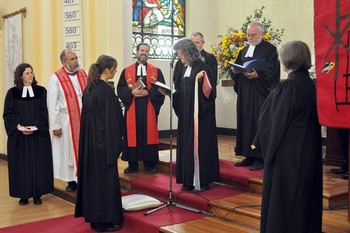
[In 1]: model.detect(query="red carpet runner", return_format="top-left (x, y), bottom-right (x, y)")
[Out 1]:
top-left (0, 159), bottom-right (263, 232)
top-left (0, 207), bottom-right (204, 233)
top-left (130, 173), bottom-right (245, 212)
top-left (219, 159), bottom-right (264, 188)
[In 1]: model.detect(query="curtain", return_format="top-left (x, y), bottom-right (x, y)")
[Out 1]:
top-left (5, 14), bottom-right (22, 91)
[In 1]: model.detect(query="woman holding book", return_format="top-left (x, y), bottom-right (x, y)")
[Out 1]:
top-left (3, 63), bottom-right (53, 205)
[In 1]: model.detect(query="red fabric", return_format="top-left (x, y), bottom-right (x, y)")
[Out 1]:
top-left (219, 159), bottom-right (263, 189)
top-left (170, 159), bottom-right (263, 189)
top-left (125, 64), bottom-right (159, 147)
top-left (55, 68), bottom-right (87, 168)
top-left (202, 71), bottom-right (212, 98)
top-left (0, 210), bottom-right (203, 233)
top-left (315, 0), bottom-right (350, 127)
top-left (130, 173), bottom-right (244, 212)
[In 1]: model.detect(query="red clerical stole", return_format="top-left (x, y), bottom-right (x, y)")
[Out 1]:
top-left (125, 63), bottom-right (159, 147)
top-left (55, 67), bottom-right (87, 167)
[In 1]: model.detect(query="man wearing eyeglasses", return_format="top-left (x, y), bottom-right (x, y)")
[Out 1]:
top-left (230, 21), bottom-right (280, 171)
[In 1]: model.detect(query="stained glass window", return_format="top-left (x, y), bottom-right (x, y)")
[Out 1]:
top-left (132, 0), bottom-right (186, 59)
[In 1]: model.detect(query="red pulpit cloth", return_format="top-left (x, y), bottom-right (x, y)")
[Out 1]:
top-left (315, 0), bottom-right (350, 128)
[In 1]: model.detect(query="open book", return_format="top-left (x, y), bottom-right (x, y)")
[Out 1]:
top-left (151, 81), bottom-right (175, 95)
top-left (229, 58), bottom-right (269, 73)
top-left (18, 126), bottom-right (38, 132)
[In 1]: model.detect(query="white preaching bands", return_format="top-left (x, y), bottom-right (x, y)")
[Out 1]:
top-left (22, 86), bottom-right (34, 98)
top-left (137, 65), bottom-right (147, 76)
top-left (245, 45), bottom-right (256, 58)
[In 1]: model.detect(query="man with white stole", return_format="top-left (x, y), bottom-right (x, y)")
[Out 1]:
top-left (47, 49), bottom-right (87, 192)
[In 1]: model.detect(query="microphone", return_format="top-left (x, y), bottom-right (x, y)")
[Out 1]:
top-left (171, 52), bottom-right (178, 63)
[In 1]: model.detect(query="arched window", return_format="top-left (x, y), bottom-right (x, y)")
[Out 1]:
top-left (132, 0), bottom-right (185, 59)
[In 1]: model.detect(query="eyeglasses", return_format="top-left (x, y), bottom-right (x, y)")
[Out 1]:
top-left (247, 33), bottom-right (261, 37)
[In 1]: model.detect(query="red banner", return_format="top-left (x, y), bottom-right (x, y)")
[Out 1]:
top-left (315, 0), bottom-right (350, 128)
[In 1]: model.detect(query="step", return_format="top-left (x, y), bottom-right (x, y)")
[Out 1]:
top-left (247, 168), bottom-right (349, 210)
top-left (158, 149), bottom-right (263, 191)
top-left (248, 177), bottom-right (263, 194)
top-left (128, 174), bottom-right (245, 213)
top-left (209, 193), bottom-right (262, 229)
top-left (323, 171), bottom-right (348, 210)
top-left (160, 216), bottom-right (259, 233)
top-left (159, 138), bottom-right (177, 150)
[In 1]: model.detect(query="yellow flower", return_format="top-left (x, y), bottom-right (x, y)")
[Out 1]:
top-left (211, 25), bottom-right (283, 80)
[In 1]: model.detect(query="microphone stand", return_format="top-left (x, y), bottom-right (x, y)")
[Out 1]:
top-left (144, 57), bottom-right (213, 216)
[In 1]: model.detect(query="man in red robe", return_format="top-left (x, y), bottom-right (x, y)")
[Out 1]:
top-left (117, 43), bottom-right (165, 173)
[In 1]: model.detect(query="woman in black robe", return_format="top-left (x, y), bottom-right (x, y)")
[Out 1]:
top-left (74, 55), bottom-right (124, 232)
top-left (172, 38), bottom-right (220, 192)
top-left (3, 63), bottom-right (53, 205)
top-left (255, 41), bottom-right (323, 233)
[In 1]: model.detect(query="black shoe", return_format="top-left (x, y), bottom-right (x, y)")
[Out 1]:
top-left (330, 167), bottom-right (348, 175)
top-left (93, 223), bottom-right (121, 232)
top-left (105, 223), bottom-right (121, 232)
top-left (66, 182), bottom-right (77, 192)
top-left (194, 184), bottom-right (209, 192)
top-left (145, 167), bottom-right (158, 173)
top-left (124, 166), bottom-right (139, 173)
top-left (341, 172), bottom-right (348, 179)
top-left (19, 198), bottom-right (29, 205)
top-left (249, 160), bottom-right (264, 171)
top-left (33, 196), bottom-right (42, 205)
top-left (235, 157), bottom-right (254, 167)
top-left (181, 185), bottom-right (194, 191)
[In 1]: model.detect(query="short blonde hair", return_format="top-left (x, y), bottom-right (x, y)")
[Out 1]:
top-left (279, 40), bottom-right (311, 71)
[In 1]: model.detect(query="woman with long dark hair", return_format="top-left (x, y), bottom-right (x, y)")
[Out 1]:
top-left (75, 55), bottom-right (125, 232)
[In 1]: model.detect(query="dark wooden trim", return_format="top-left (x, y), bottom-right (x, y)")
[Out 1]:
top-left (221, 79), bottom-right (235, 87)
top-left (159, 130), bottom-right (177, 138)
top-left (0, 153), bottom-right (7, 161)
top-left (159, 128), bottom-right (237, 139)
top-left (216, 127), bottom-right (237, 136)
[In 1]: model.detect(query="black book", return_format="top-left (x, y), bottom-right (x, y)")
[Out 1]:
top-left (131, 79), bottom-right (146, 89)
top-left (151, 81), bottom-right (175, 95)
top-left (229, 58), bottom-right (269, 72)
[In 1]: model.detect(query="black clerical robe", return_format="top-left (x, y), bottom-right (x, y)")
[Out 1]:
top-left (117, 62), bottom-right (165, 164)
top-left (255, 70), bottom-right (323, 233)
top-left (231, 40), bottom-right (280, 158)
top-left (173, 59), bottom-right (220, 187)
top-left (3, 85), bottom-right (54, 199)
top-left (201, 49), bottom-right (218, 82)
top-left (75, 80), bottom-right (124, 224)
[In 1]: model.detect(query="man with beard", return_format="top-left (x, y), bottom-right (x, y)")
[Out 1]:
top-left (117, 43), bottom-right (165, 173)
top-left (47, 49), bottom-right (87, 192)
top-left (230, 21), bottom-right (280, 171)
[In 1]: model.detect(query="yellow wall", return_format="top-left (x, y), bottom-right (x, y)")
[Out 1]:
top-left (0, 0), bottom-right (314, 154)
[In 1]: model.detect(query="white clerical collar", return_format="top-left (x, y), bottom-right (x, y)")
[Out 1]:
top-left (245, 45), bottom-right (256, 57)
top-left (184, 65), bottom-right (192, 77)
top-left (22, 86), bottom-right (34, 98)
top-left (137, 64), bottom-right (147, 76)
top-left (64, 67), bottom-right (77, 76)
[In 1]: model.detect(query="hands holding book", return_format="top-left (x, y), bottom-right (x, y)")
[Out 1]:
top-left (151, 81), bottom-right (174, 96)
top-left (230, 66), bottom-right (259, 79)
top-left (229, 58), bottom-right (269, 79)
top-left (132, 86), bottom-right (148, 98)
top-left (17, 124), bottom-right (38, 135)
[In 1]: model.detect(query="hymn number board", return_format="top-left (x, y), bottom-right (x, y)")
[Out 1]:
top-left (62, 0), bottom-right (84, 66)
